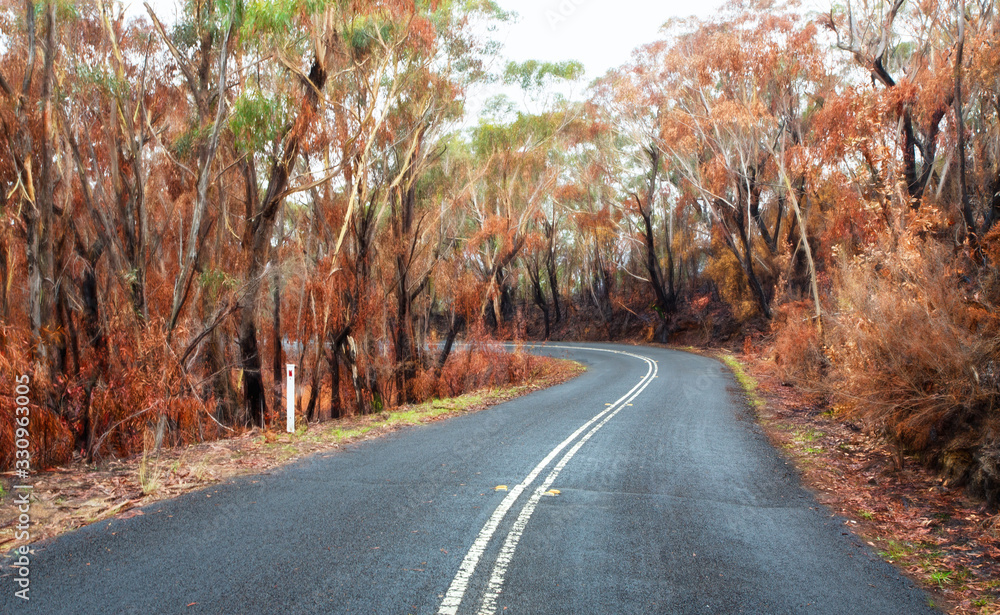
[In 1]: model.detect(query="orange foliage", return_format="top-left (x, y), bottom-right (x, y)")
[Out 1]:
top-left (826, 237), bottom-right (1000, 499)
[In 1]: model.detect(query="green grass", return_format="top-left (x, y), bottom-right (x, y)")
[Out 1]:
top-left (793, 428), bottom-right (825, 443)
top-left (929, 570), bottom-right (953, 588)
top-left (878, 540), bottom-right (916, 561)
top-left (719, 354), bottom-right (765, 411)
top-left (329, 426), bottom-right (372, 441)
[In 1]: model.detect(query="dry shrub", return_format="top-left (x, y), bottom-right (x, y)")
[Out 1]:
top-left (771, 301), bottom-right (826, 384)
top-left (0, 325), bottom-right (74, 470)
top-left (0, 324), bottom-right (28, 470)
top-left (410, 369), bottom-right (438, 403)
top-left (30, 404), bottom-right (75, 469)
top-left (704, 236), bottom-right (759, 322)
top-left (828, 236), bottom-right (1000, 502)
top-left (0, 401), bottom-right (12, 470)
top-left (429, 334), bottom-right (542, 401)
top-left (0, 394), bottom-right (75, 471)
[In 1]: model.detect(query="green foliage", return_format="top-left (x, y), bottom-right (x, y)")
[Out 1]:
top-left (71, 63), bottom-right (127, 98)
top-left (173, 0), bottom-right (246, 49)
top-left (199, 268), bottom-right (238, 300)
top-left (502, 60), bottom-right (584, 91)
top-left (49, 0), bottom-right (80, 22)
top-left (229, 89), bottom-right (291, 153)
top-left (471, 106), bottom-right (560, 158)
top-left (171, 122), bottom-right (211, 160)
top-left (478, 94), bottom-right (518, 124)
top-left (241, 0), bottom-right (320, 37)
top-left (344, 16), bottom-right (397, 53)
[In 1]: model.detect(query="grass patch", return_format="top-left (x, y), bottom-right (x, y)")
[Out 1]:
top-left (329, 426), bottom-right (371, 441)
top-left (878, 539), bottom-right (917, 561)
top-left (719, 353), bottom-right (765, 411)
top-left (138, 453), bottom-right (162, 496)
top-left (930, 570), bottom-right (953, 588)
top-left (792, 428), bottom-right (825, 443)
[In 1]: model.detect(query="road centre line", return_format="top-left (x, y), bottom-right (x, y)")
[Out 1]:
top-left (477, 354), bottom-right (658, 614)
top-left (438, 346), bottom-right (657, 615)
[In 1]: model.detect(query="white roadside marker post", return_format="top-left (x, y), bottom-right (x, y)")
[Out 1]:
top-left (286, 364), bottom-right (296, 433)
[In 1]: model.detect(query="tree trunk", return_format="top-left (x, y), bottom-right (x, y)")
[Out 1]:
top-left (544, 220), bottom-right (561, 324)
top-left (953, 3), bottom-right (976, 247)
top-left (271, 205), bottom-right (285, 422)
top-left (434, 314), bottom-right (463, 390)
top-left (238, 312), bottom-right (267, 427)
top-left (527, 263), bottom-right (550, 339)
top-left (328, 346), bottom-right (342, 420)
top-left (305, 348), bottom-right (321, 423)
top-left (734, 215), bottom-right (772, 320)
top-left (393, 179), bottom-right (418, 404)
top-left (238, 58), bottom-right (328, 428)
top-left (165, 0), bottom-right (233, 333)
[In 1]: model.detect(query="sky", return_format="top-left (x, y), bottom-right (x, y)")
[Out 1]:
top-left (494, 0), bottom-right (726, 83)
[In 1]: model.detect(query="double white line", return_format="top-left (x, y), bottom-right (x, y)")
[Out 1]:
top-left (438, 346), bottom-right (659, 615)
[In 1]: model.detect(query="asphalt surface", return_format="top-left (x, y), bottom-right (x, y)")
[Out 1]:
top-left (1, 343), bottom-right (939, 614)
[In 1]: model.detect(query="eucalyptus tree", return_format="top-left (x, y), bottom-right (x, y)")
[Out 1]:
top-left (464, 60), bottom-right (582, 332)
top-left (654, 3), bottom-right (830, 320)
top-left (824, 0), bottom-right (956, 210)
top-left (592, 37), bottom-right (682, 332)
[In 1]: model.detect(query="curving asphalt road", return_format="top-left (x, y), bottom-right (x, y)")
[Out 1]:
top-left (2, 343), bottom-right (938, 614)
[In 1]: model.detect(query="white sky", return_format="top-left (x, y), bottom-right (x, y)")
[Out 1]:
top-left (495, 0), bottom-right (726, 83)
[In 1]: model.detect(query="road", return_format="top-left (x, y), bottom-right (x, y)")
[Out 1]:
top-left (1, 343), bottom-right (938, 614)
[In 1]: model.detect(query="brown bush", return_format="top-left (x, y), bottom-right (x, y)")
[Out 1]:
top-left (429, 334), bottom-right (542, 401)
top-left (771, 301), bottom-right (826, 384)
top-left (827, 236), bottom-right (1000, 502)
top-left (704, 242), bottom-right (760, 322)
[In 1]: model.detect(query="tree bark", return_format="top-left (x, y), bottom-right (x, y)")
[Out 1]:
top-left (238, 58), bottom-right (328, 427)
top-left (271, 205), bottom-right (285, 422)
top-left (953, 2), bottom-right (976, 246)
top-left (635, 147), bottom-right (676, 324)
top-left (526, 260), bottom-right (550, 339)
top-left (544, 220), bottom-right (561, 324)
